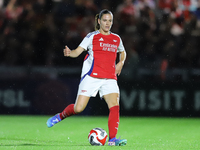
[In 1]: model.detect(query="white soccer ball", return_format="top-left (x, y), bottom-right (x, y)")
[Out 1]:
top-left (88, 128), bottom-right (108, 146)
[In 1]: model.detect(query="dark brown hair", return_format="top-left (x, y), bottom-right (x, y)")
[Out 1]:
top-left (95, 9), bottom-right (113, 31)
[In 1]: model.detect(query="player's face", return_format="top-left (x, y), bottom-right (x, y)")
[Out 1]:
top-left (98, 14), bottom-right (113, 34)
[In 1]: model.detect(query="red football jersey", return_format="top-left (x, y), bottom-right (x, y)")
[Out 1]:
top-left (79, 30), bottom-right (125, 80)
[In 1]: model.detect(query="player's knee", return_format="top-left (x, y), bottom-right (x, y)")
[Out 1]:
top-left (107, 101), bottom-right (119, 109)
top-left (112, 102), bottom-right (119, 107)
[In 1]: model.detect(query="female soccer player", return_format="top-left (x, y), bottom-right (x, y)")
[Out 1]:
top-left (46, 9), bottom-right (127, 146)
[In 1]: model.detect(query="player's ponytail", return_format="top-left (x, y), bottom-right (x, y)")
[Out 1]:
top-left (95, 14), bottom-right (100, 31)
top-left (94, 9), bottom-right (113, 31)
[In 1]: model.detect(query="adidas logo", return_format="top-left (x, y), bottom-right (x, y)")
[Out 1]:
top-left (113, 40), bottom-right (117, 42)
top-left (99, 38), bottom-right (104, 41)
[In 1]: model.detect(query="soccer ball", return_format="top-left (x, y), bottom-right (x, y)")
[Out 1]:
top-left (88, 128), bottom-right (108, 146)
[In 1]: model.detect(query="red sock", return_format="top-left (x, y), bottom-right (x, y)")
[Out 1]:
top-left (108, 105), bottom-right (119, 139)
top-left (59, 104), bottom-right (76, 120)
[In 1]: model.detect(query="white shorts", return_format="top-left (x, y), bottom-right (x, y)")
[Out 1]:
top-left (77, 75), bottom-right (119, 97)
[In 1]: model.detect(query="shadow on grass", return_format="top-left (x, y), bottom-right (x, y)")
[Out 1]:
top-left (1, 143), bottom-right (45, 146)
top-left (0, 138), bottom-right (90, 147)
top-left (1, 143), bottom-right (91, 147)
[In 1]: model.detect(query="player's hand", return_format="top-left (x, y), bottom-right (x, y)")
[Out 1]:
top-left (64, 46), bottom-right (71, 57)
top-left (115, 61), bottom-right (124, 76)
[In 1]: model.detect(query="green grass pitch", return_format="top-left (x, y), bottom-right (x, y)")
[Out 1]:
top-left (0, 115), bottom-right (200, 150)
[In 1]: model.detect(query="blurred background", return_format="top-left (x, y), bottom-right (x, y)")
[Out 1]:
top-left (0, 0), bottom-right (200, 117)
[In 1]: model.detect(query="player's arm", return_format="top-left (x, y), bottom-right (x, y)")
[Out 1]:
top-left (115, 50), bottom-right (126, 76)
top-left (64, 46), bottom-right (85, 58)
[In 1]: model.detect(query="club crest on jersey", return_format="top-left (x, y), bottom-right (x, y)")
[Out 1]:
top-left (99, 38), bottom-right (104, 41)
